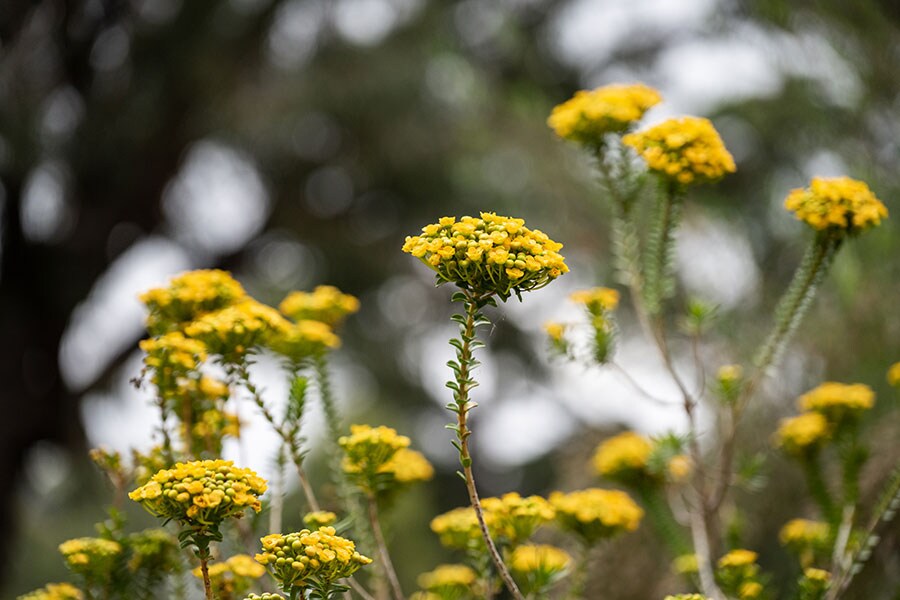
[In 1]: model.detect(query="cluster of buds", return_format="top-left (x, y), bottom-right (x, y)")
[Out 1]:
top-left (339, 424), bottom-right (412, 493)
top-left (548, 488), bottom-right (644, 545)
top-left (715, 549), bottom-right (764, 599)
top-left (547, 83), bottom-right (662, 145)
top-left (593, 431), bottom-right (691, 485)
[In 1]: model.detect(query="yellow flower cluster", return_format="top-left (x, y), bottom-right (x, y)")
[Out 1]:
top-left (543, 322), bottom-right (566, 343)
top-left (549, 488), bottom-right (644, 544)
top-left (140, 332), bottom-right (207, 374)
top-left (508, 544), bottom-right (571, 574)
top-left (547, 83), bottom-right (662, 144)
top-left (267, 319), bottom-right (341, 361)
top-left (430, 506), bottom-right (483, 549)
top-left (140, 270), bottom-right (247, 334)
top-left (592, 431), bottom-right (652, 480)
top-left (803, 568), bottom-right (831, 583)
top-left (738, 582), bottom-right (763, 599)
top-left (402, 213), bottom-right (568, 299)
top-left (184, 300), bottom-right (291, 358)
top-left (718, 549), bottom-right (758, 569)
top-left (779, 519), bottom-right (829, 549)
top-left (888, 362), bottom-right (900, 387)
top-left (481, 493), bottom-right (556, 545)
top-left (340, 424), bottom-right (411, 483)
top-left (672, 554), bottom-right (699, 575)
top-left (192, 554), bottom-right (266, 597)
top-left (279, 286), bottom-right (360, 328)
top-left (16, 583), bottom-right (84, 600)
top-left (58, 538), bottom-right (122, 574)
top-left (784, 177), bottom-right (888, 233)
top-left (774, 413), bottom-right (830, 455)
top-left (128, 460), bottom-right (267, 525)
top-left (378, 448), bottom-right (435, 484)
top-left (623, 117), bottom-right (736, 186)
top-left (665, 595), bottom-right (708, 600)
top-left (254, 527), bottom-right (372, 590)
top-left (570, 287), bottom-right (620, 314)
top-left (303, 511), bottom-right (338, 529)
top-left (798, 382), bottom-right (875, 416)
top-left (417, 564), bottom-right (477, 591)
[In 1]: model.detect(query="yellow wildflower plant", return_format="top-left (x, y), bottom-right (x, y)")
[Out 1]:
top-left (549, 488), bottom-right (644, 544)
top-left (887, 361), bottom-right (900, 387)
top-left (378, 448), bottom-right (435, 485)
top-left (774, 413), bottom-right (830, 455)
top-left (738, 581), bottom-right (764, 599)
top-left (16, 583), bottom-right (84, 600)
top-left (402, 213), bottom-right (568, 300)
top-left (508, 544), bottom-right (571, 595)
top-left (128, 459), bottom-right (267, 525)
top-left (797, 382), bottom-right (875, 423)
top-left (417, 564), bottom-right (478, 596)
top-left (126, 528), bottom-right (180, 573)
top-left (547, 83), bottom-right (662, 145)
top-left (267, 319), bottom-right (341, 362)
top-left (716, 549), bottom-right (761, 598)
top-left (623, 116), bottom-right (736, 186)
top-left (717, 549), bottom-right (758, 569)
top-left (303, 510), bottom-right (338, 529)
top-left (140, 332), bottom-right (207, 378)
top-left (191, 554), bottom-right (266, 598)
top-left (339, 424), bottom-right (411, 489)
top-left (779, 519), bottom-right (830, 565)
top-left (140, 269), bottom-right (247, 335)
top-left (430, 506), bottom-right (486, 549)
top-left (570, 287), bottom-right (620, 314)
top-left (58, 538), bottom-right (122, 579)
top-left (672, 553), bottom-right (699, 575)
top-left (279, 285), bottom-right (360, 328)
top-left (254, 527), bottom-right (372, 594)
top-left (784, 176), bottom-right (888, 234)
top-left (481, 492), bottom-right (556, 545)
top-left (592, 431), bottom-right (653, 482)
top-left (184, 299), bottom-right (292, 359)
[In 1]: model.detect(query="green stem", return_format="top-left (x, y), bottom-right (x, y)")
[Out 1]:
top-left (366, 494), bottom-right (405, 600)
top-left (644, 183), bottom-right (683, 316)
top-left (564, 543), bottom-right (590, 600)
top-left (198, 549), bottom-right (214, 600)
top-left (637, 485), bottom-right (693, 558)
top-left (451, 291), bottom-right (525, 600)
top-left (803, 456), bottom-right (838, 525)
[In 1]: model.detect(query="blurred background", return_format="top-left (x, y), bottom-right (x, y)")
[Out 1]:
top-left (1, 0), bottom-right (899, 597)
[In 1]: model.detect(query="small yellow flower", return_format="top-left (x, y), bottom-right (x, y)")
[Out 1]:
top-left (803, 568), bottom-right (831, 582)
top-left (430, 507), bottom-right (484, 549)
top-left (592, 431), bottom-right (653, 481)
top-left (570, 287), bottom-right (620, 313)
top-left (717, 364), bottom-right (743, 383)
top-left (739, 581), bottom-right (763, 599)
top-left (279, 285), bottom-right (360, 328)
top-left (544, 321), bottom-right (566, 342)
top-left (779, 519), bottom-right (829, 548)
top-left (417, 564), bottom-right (477, 591)
top-left (16, 583), bottom-right (84, 600)
top-left (784, 177), bottom-right (887, 234)
top-left (667, 455), bottom-right (693, 482)
top-left (549, 488), bottom-right (643, 544)
top-left (774, 413), bottom-right (830, 455)
top-left (378, 448), bottom-right (434, 484)
top-left (303, 511), bottom-right (338, 528)
top-left (797, 382), bottom-right (875, 421)
top-left (717, 549), bottom-right (758, 569)
top-left (623, 116), bottom-right (736, 186)
top-left (886, 362), bottom-right (900, 387)
top-left (140, 269), bottom-right (247, 334)
top-left (672, 554), bottom-right (699, 575)
top-left (548, 83), bottom-right (662, 144)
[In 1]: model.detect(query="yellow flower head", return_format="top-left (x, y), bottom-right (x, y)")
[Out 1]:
top-left (672, 554), bottom-right (699, 575)
top-left (509, 544), bottom-right (571, 578)
top-left (430, 506), bottom-right (483, 549)
top-left (718, 364), bottom-right (743, 383)
top-left (128, 459), bottom-right (267, 526)
top-left (544, 321), bottom-right (566, 342)
top-left (779, 519), bottom-right (830, 550)
top-left (797, 382), bottom-right (875, 422)
top-left (803, 568), bottom-right (831, 582)
top-left (254, 527), bottom-right (372, 591)
top-left (774, 413), bottom-right (830, 455)
top-left (784, 177), bottom-right (887, 234)
top-left (717, 549), bottom-right (758, 570)
top-left (340, 425), bottom-right (412, 491)
top-left (886, 362), bottom-right (900, 387)
top-left (548, 83), bottom-right (662, 144)
top-left (267, 319), bottom-right (341, 362)
top-left (140, 332), bottom-right (208, 375)
top-left (481, 492), bottom-right (556, 545)
top-left (570, 287), bottom-right (620, 314)
top-left (303, 511), bottom-right (338, 529)
top-left (279, 286), bottom-right (360, 328)
top-left (592, 431), bottom-right (653, 481)
top-left (378, 448), bottom-right (435, 485)
top-left (664, 596), bottom-right (708, 600)
top-left (184, 299), bottom-right (291, 359)
top-left (16, 583), bottom-right (84, 600)
top-left (623, 116), bottom-right (736, 186)
top-left (549, 488), bottom-right (644, 544)
top-left (58, 538), bottom-right (122, 577)
top-left (402, 213), bottom-right (568, 300)
top-left (738, 582), bottom-right (763, 599)
top-left (140, 269), bottom-right (247, 334)
top-left (191, 554), bottom-right (266, 597)
top-left (667, 455), bottom-right (693, 482)
top-left (417, 564), bottom-right (478, 593)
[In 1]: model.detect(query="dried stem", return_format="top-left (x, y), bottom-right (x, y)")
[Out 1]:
top-left (366, 493), bottom-right (405, 600)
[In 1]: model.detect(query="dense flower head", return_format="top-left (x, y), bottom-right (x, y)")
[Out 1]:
top-left (279, 286), bottom-right (360, 328)
top-left (779, 519), bottom-right (830, 550)
top-left (340, 425), bottom-right (411, 489)
top-left (303, 511), bottom-right (338, 529)
top-left (549, 488), bottom-right (644, 544)
top-left (547, 83), bottom-right (662, 144)
top-left (509, 544), bottom-right (571, 574)
top-left (430, 506), bottom-right (484, 549)
top-left (592, 431), bottom-right (653, 481)
top-left (481, 492), bottom-right (556, 545)
top-left (570, 287), bottom-right (620, 314)
top-left (184, 300), bottom-right (292, 359)
top-left (254, 527), bottom-right (372, 591)
top-left (267, 319), bottom-right (341, 362)
top-left (774, 413), bottom-right (830, 455)
top-left (58, 538), bottom-right (121, 576)
top-left (17, 583), bottom-right (84, 600)
top-left (402, 213), bottom-right (568, 300)
top-left (718, 549), bottom-right (758, 569)
top-left (623, 117), bottom-right (736, 186)
top-left (140, 332), bottom-right (207, 375)
top-left (140, 270), bottom-right (247, 334)
top-left (797, 382), bottom-right (875, 421)
top-left (417, 564), bottom-right (477, 594)
top-left (192, 554), bottom-right (266, 597)
top-left (888, 362), bottom-right (900, 387)
top-left (128, 459), bottom-right (267, 526)
top-left (784, 177), bottom-right (888, 233)
top-left (378, 448), bottom-right (435, 484)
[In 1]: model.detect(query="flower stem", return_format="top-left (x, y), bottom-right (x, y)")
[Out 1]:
top-left (564, 543), bottom-right (590, 600)
top-left (450, 291), bottom-right (525, 600)
top-left (198, 549), bottom-right (214, 600)
top-left (644, 182), bottom-right (683, 316)
top-left (366, 493), bottom-right (405, 600)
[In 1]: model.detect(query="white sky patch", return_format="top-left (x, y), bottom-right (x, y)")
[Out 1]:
top-left (59, 236), bottom-right (190, 391)
top-left (163, 140), bottom-right (270, 256)
top-left (479, 391), bottom-right (578, 466)
top-left (676, 215), bottom-right (761, 310)
top-left (332, 0), bottom-right (423, 47)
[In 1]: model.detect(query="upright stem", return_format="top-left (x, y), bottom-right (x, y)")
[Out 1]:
top-left (564, 543), bottom-right (590, 600)
top-left (366, 494), bottom-right (405, 600)
top-left (644, 183), bottom-right (682, 316)
top-left (453, 292), bottom-right (525, 600)
top-left (198, 551), bottom-right (214, 600)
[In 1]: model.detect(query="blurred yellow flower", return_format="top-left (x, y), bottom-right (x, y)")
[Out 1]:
top-left (784, 177), bottom-right (887, 233)
top-left (548, 83), bottom-right (662, 144)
